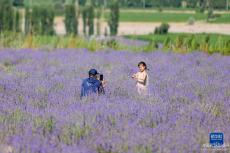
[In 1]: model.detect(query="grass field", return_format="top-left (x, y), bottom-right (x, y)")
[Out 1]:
top-left (104, 11), bottom-right (230, 23)
top-left (127, 33), bottom-right (230, 43)
top-left (126, 33), bottom-right (230, 55)
top-left (23, 0), bottom-right (60, 7)
top-left (210, 13), bottom-right (230, 23)
top-left (0, 32), bottom-right (139, 51)
top-left (104, 11), bottom-right (206, 22)
top-left (0, 32), bottom-right (230, 55)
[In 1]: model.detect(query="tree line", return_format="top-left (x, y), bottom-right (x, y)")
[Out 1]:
top-left (118, 0), bottom-right (228, 9)
top-left (13, 0), bottom-right (229, 9)
top-left (1, 0), bottom-right (120, 36)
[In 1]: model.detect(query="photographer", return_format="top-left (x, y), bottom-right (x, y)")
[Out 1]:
top-left (80, 69), bottom-right (105, 98)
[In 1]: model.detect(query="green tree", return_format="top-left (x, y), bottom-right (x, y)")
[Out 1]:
top-left (199, 0), bottom-right (206, 13)
top-left (108, 0), bottom-right (119, 36)
top-left (14, 9), bottom-right (21, 32)
top-left (211, 0), bottom-right (226, 9)
top-left (24, 7), bottom-right (31, 34)
top-left (227, 0), bottom-right (229, 10)
top-left (0, 0), bottom-right (14, 32)
top-left (27, 6), bottom-right (55, 35)
top-left (186, 0), bottom-right (199, 8)
top-left (31, 6), bottom-right (41, 34)
top-left (87, 3), bottom-right (94, 36)
top-left (0, 3), bottom-right (3, 32)
top-left (79, 0), bottom-right (87, 6)
top-left (207, 8), bottom-right (213, 21)
top-left (40, 7), bottom-right (55, 35)
top-left (82, 1), bottom-right (95, 36)
top-left (96, 7), bottom-right (102, 35)
top-left (64, 4), bottom-right (78, 35)
top-left (13, 0), bottom-right (24, 6)
top-left (154, 23), bottom-right (170, 35)
top-left (82, 6), bottom-right (88, 35)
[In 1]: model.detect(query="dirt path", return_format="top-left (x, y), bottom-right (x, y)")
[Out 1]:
top-left (54, 17), bottom-right (230, 36)
top-left (118, 22), bottom-right (230, 35)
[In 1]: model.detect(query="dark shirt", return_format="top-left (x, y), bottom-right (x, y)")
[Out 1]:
top-left (80, 77), bottom-right (104, 98)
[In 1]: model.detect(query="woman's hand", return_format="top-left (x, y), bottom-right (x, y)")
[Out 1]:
top-left (132, 74), bottom-right (137, 79)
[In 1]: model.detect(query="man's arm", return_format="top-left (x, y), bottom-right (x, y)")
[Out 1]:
top-left (97, 81), bottom-right (105, 95)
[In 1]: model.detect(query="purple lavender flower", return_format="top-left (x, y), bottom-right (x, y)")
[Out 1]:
top-left (0, 49), bottom-right (229, 153)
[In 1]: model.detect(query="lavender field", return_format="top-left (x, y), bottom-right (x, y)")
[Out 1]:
top-left (0, 49), bottom-right (230, 153)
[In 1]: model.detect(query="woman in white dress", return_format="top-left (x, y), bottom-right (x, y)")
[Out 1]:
top-left (132, 61), bottom-right (149, 96)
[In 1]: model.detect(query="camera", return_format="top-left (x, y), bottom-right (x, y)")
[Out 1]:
top-left (99, 74), bottom-right (103, 81)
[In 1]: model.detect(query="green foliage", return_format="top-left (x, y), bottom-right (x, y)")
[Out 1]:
top-left (224, 40), bottom-right (230, 55)
top-left (154, 23), bottom-right (170, 35)
top-left (24, 0), bottom-right (63, 7)
top-left (143, 40), bottom-right (158, 52)
top-left (135, 145), bottom-right (152, 153)
top-left (81, 2), bottom-right (95, 36)
top-left (82, 2), bottom-right (95, 36)
top-left (210, 0), bottom-right (227, 9)
top-left (13, 0), bottom-right (24, 6)
top-left (187, 17), bottom-right (195, 25)
top-left (199, 0), bottom-right (206, 13)
top-left (186, 0), bottom-right (198, 8)
top-left (40, 7), bottom-right (55, 35)
top-left (22, 0), bottom-right (228, 9)
top-left (43, 116), bottom-right (55, 135)
top-left (0, 0), bottom-right (14, 32)
top-left (174, 35), bottom-right (185, 50)
top-left (128, 33), bottom-right (230, 55)
top-left (82, 6), bottom-right (88, 35)
top-left (207, 7), bottom-right (215, 22)
top-left (0, 32), bottom-right (140, 51)
top-left (0, 109), bottom-right (26, 127)
top-left (79, 0), bottom-right (87, 6)
top-left (0, 6), bottom-right (2, 32)
top-left (30, 6), bottom-right (41, 34)
top-left (59, 124), bottom-right (91, 145)
top-left (108, 0), bottom-right (119, 36)
top-left (0, 32), bottom-right (22, 48)
top-left (30, 6), bottom-right (55, 35)
top-left (96, 7), bottom-right (102, 35)
top-left (0, 32), bottom-right (229, 55)
top-left (106, 39), bottom-right (119, 50)
top-left (64, 4), bottom-right (78, 35)
top-left (24, 7), bottom-right (31, 34)
top-left (118, 0), bottom-right (181, 8)
top-left (0, 32), bottom-right (100, 50)
top-left (14, 9), bottom-right (21, 32)
top-left (88, 4), bottom-right (95, 36)
top-left (163, 36), bottom-right (172, 50)
top-left (97, 145), bottom-right (117, 153)
top-left (190, 35), bottom-right (200, 50)
top-left (33, 116), bottom-right (56, 135)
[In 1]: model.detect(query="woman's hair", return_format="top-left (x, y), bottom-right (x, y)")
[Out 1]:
top-left (138, 61), bottom-right (149, 70)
